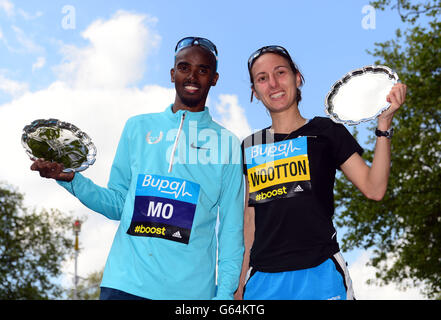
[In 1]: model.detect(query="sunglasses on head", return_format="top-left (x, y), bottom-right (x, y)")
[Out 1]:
top-left (175, 37), bottom-right (218, 58)
top-left (247, 45), bottom-right (292, 71)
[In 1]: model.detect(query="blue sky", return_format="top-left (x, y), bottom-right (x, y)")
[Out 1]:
top-left (1, 0), bottom-right (405, 122)
top-left (0, 0), bottom-right (425, 299)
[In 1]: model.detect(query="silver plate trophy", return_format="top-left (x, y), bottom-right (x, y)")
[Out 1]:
top-left (22, 119), bottom-right (97, 172)
top-left (325, 65), bottom-right (399, 125)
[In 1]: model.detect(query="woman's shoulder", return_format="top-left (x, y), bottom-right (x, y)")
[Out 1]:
top-left (310, 116), bottom-right (338, 127)
top-left (241, 127), bottom-right (270, 145)
top-left (309, 116), bottom-right (350, 133)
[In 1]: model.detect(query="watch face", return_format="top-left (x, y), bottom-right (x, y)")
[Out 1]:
top-left (325, 65), bottom-right (399, 125)
top-left (22, 119), bottom-right (96, 172)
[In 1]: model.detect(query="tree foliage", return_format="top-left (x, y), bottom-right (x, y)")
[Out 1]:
top-left (0, 182), bottom-right (74, 299)
top-left (371, 0), bottom-right (441, 23)
top-left (335, 0), bottom-right (441, 299)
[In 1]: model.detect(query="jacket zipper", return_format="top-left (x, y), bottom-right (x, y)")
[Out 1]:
top-left (168, 112), bottom-right (186, 173)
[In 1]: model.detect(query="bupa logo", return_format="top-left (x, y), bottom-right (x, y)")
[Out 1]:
top-left (141, 174), bottom-right (194, 201)
top-left (250, 139), bottom-right (301, 160)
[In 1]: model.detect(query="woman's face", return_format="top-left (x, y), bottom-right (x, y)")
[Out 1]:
top-left (251, 53), bottom-right (302, 113)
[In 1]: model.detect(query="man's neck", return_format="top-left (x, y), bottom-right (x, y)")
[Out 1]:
top-left (172, 98), bottom-right (206, 113)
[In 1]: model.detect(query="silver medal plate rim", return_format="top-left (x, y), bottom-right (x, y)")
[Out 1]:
top-left (324, 65), bottom-right (399, 125)
top-left (21, 118), bottom-right (97, 173)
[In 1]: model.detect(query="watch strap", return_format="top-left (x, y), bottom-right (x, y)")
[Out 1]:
top-left (375, 127), bottom-right (394, 139)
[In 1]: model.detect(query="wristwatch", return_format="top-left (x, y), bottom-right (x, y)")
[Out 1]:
top-left (375, 127), bottom-right (394, 139)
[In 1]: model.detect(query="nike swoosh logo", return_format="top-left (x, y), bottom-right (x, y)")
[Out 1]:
top-left (191, 142), bottom-right (209, 150)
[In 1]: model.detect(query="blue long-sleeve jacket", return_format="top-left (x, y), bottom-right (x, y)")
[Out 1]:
top-left (58, 105), bottom-right (244, 299)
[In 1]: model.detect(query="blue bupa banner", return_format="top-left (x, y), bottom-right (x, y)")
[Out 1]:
top-left (127, 174), bottom-right (200, 244)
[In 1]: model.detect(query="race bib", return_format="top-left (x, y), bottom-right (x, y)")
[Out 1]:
top-left (127, 174), bottom-right (200, 244)
top-left (245, 136), bottom-right (311, 204)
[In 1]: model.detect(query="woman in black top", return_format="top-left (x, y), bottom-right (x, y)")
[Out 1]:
top-left (236, 45), bottom-right (407, 300)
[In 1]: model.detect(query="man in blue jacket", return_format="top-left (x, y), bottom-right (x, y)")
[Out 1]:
top-left (31, 37), bottom-right (244, 300)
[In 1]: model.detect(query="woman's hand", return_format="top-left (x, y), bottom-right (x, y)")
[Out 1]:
top-left (378, 83), bottom-right (407, 129)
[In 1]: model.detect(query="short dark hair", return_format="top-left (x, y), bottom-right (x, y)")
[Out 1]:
top-left (175, 37), bottom-right (218, 71)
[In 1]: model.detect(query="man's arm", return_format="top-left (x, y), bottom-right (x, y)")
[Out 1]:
top-left (234, 178), bottom-right (254, 300)
top-left (214, 143), bottom-right (245, 300)
top-left (30, 119), bottom-right (133, 220)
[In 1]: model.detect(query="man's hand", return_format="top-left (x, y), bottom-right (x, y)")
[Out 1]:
top-left (30, 159), bottom-right (75, 182)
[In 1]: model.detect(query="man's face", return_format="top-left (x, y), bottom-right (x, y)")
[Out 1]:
top-left (171, 46), bottom-right (219, 111)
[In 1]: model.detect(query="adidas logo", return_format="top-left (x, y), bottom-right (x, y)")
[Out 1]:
top-left (172, 231), bottom-right (182, 239)
top-left (294, 185), bottom-right (303, 192)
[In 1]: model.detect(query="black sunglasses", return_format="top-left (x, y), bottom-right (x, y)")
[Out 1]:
top-left (247, 45), bottom-right (292, 71)
top-left (175, 37), bottom-right (218, 58)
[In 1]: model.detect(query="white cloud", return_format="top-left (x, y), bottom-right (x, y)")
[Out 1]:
top-left (0, 0), bottom-right (14, 16)
top-left (348, 251), bottom-right (426, 300)
top-left (0, 1), bottom-right (43, 20)
top-left (17, 8), bottom-right (43, 20)
top-left (11, 25), bottom-right (44, 53)
top-left (55, 11), bottom-right (161, 89)
top-left (0, 2), bottom-right (44, 53)
top-left (0, 26), bottom-right (14, 52)
top-left (0, 74), bottom-right (29, 96)
top-left (213, 94), bottom-right (252, 140)
top-left (32, 56), bottom-right (46, 71)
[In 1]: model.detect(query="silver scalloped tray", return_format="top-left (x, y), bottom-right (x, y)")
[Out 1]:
top-left (22, 119), bottom-right (96, 172)
top-left (325, 65), bottom-right (399, 125)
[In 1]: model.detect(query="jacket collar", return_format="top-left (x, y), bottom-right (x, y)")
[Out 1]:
top-left (164, 104), bottom-right (213, 126)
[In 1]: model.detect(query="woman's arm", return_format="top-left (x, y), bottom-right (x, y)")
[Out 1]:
top-left (340, 83), bottom-right (407, 201)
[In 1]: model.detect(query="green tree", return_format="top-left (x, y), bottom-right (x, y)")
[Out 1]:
top-left (0, 182), bottom-right (74, 299)
top-left (371, 0), bottom-right (441, 23)
top-left (335, 0), bottom-right (441, 299)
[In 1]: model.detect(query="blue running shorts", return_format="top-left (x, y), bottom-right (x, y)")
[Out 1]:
top-left (243, 252), bottom-right (355, 300)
